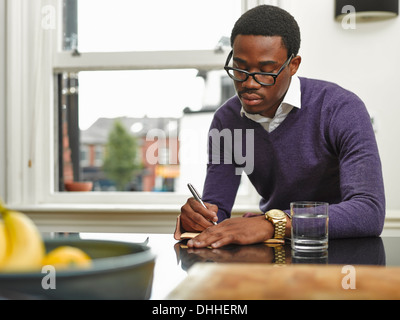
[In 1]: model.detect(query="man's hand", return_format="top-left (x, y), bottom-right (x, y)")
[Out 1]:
top-left (187, 215), bottom-right (274, 249)
top-left (180, 197), bottom-right (219, 233)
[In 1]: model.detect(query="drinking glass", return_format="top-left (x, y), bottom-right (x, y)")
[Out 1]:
top-left (291, 201), bottom-right (329, 252)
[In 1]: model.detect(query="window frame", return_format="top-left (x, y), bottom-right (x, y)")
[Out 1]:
top-left (4, 0), bottom-right (262, 232)
top-left (0, 0), bottom-right (5, 202)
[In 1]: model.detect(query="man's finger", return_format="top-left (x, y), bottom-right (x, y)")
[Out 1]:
top-left (181, 203), bottom-right (214, 231)
top-left (188, 198), bottom-right (218, 222)
top-left (187, 225), bottom-right (227, 248)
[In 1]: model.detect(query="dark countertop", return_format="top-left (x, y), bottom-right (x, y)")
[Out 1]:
top-left (77, 233), bottom-right (400, 299)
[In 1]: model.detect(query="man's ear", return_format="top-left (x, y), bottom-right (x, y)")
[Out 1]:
top-left (290, 55), bottom-right (301, 76)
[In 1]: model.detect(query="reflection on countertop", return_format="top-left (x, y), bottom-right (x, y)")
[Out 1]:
top-left (174, 237), bottom-right (386, 272)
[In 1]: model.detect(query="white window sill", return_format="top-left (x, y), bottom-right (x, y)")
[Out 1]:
top-left (8, 203), bottom-right (261, 234)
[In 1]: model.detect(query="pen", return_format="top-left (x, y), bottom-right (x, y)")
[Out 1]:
top-left (187, 183), bottom-right (217, 225)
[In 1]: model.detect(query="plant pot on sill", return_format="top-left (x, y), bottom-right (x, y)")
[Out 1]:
top-left (64, 181), bottom-right (93, 192)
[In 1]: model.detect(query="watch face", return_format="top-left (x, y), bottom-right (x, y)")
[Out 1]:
top-left (268, 210), bottom-right (285, 219)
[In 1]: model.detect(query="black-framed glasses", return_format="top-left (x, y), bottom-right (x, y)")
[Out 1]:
top-left (224, 50), bottom-right (294, 86)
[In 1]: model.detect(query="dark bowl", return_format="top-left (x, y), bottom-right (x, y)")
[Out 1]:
top-left (0, 238), bottom-right (156, 300)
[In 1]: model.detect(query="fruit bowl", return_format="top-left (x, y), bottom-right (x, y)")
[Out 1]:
top-left (0, 238), bottom-right (156, 300)
top-left (64, 181), bottom-right (93, 192)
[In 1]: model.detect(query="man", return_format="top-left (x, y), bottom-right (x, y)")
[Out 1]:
top-left (175, 5), bottom-right (385, 248)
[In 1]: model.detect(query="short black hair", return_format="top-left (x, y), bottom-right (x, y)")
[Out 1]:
top-left (230, 5), bottom-right (301, 58)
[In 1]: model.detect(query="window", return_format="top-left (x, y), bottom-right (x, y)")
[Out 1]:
top-left (0, 0), bottom-right (5, 201)
top-left (74, 0), bottom-right (239, 52)
top-left (80, 145), bottom-right (89, 167)
top-left (57, 0), bottom-right (244, 195)
top-left (94, 145), bottom-right (104, 167)
top-left (5, 0), bottom-right (261, 216)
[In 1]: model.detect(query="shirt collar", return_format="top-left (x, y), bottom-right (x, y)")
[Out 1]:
top-left (240, 75), bottom-right (301, 121)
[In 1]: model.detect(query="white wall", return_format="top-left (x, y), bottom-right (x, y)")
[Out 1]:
top-left (282, 0), bottom-right (400, 214)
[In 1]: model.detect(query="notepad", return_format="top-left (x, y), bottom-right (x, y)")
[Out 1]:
top-left (179, 232), bottom-right (285, 245)
top-left (180, 232), bottom-right (200, 239)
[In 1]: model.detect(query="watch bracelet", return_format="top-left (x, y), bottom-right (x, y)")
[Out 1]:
top-left (274, 219), bottom-right (286, 239)
top-left (273, 245), bottom-right (286, 265)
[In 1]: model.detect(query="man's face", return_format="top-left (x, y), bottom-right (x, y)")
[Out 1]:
top-left (231, 35), bottom-right (300, 118)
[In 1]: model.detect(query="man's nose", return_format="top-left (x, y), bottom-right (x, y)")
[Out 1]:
top-left (242, 74), bottom-right (262, 89)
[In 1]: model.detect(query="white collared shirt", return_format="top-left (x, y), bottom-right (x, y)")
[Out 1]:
top-left (240, 76), bottom-right (301, 132)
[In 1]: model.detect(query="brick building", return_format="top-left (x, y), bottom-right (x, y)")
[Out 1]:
top-left (79, 116), bottom-right (180, 192)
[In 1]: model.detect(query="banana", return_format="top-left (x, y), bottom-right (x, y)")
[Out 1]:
top-left (0, 200), bottom-right (10, 266)
top-left (0, 221), bottom-right (8, 266)
top-left (0, 210), bottom-right (45, 272)
top-left (0, 199), bottom-right (6, 214)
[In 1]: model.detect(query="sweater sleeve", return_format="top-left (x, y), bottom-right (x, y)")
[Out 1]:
top-left (325, 92), bottom-right (385, 238)
top-left (201, 113), bottom-right (242, 222)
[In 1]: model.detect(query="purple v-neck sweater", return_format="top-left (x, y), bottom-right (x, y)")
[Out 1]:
top-left (202, 77), bottom-right (385, 239)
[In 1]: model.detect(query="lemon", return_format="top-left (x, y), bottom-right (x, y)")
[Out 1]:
top-left (42, 246), bottom-right (92, 270)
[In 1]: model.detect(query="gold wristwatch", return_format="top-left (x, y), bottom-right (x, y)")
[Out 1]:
top-left (265, 209), bottom-right (287, 239)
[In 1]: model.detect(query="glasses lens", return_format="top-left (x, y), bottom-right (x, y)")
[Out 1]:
top-left (254, 74), bottom-right (275, 85)
top-left (227, 69), bottom-right (246, 81)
